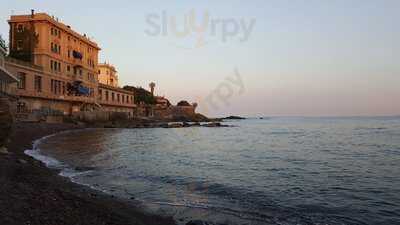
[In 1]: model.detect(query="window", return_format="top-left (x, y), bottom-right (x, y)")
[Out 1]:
top-left (99, 89), bottom-right (102, 100)
top-left (17, 24), bottom-right (24, 32)
top-left (111, 92), bottom-right (115, 101)
top-left (67, 65), bottom-right (70, 72)
top-left (50, 60), bottom-right (53, 70)
top-left (17, 73), bottom-right (26, 89)
top-left (34, 76), bottom-right (42, 92)
top-left (58, 62), bottom-right (61, 72)
top-left (51, 28), bottom-right (54, 35)
top-left (117, 94), bottom-right (120, 102)
top-left (58, 46), bottom-right (61, 54)
top-left (122, 95), bottom-right (125, 103)
top-left (17, 40), bottom-right (23, 50)
top-left (105, 91), bottom-right (109, 101)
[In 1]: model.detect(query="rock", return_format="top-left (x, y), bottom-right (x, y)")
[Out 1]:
top-left (186, 220), bottom-right (212, 225)
top-left (223, 116), bottom-right (246, 120)
top-left (0, 147), bottom-right (9, 154)
top-left (17, 159), bottom-right (28, 164)
top-left (168, 123), bottom-right (183, 128)
top-left (203, 122), bottom-right (221, 127)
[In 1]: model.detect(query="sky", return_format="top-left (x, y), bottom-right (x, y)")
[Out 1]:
top-left (1, 0), bottom-right (399, 117)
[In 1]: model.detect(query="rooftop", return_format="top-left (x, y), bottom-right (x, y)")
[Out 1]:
top-left (98, 63), bottom-right (117, 72)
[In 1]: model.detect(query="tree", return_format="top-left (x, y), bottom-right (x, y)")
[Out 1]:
top-left (177, 100), bottom-right (191, 106)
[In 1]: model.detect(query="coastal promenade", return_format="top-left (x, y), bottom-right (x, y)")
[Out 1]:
top-left (0, 122), bottom-right (176, 225)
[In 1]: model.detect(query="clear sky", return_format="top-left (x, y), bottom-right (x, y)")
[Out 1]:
top-left (1, 0), bottom-right (399, 117)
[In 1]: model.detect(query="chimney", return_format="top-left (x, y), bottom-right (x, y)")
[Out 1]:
top-left (31, 9), bottom-right (35, 18)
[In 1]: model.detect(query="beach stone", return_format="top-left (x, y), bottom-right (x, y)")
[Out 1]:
top-left (17, 159), bottom-right (28, 164)
top-left (0, 146), bottom-right (9, 154)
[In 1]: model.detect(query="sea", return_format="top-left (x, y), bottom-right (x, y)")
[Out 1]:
top-left (25, 117), bottom-right (400, 225)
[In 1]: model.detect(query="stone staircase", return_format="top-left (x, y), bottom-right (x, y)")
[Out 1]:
top-left (0, 98), bottom-right (13, 147)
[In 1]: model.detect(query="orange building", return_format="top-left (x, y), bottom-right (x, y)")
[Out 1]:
top-left (98, 63), bottom-right (119, 87)
top-left (6, 10), bottom-right (135, 117)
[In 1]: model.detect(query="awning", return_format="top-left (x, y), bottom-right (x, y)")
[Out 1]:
top-left (78, 85), bottom-right (90, 95)
top-left (73, 50), bottom-right (83, 59)
top-left (0, 66), bottom-right (18, 82)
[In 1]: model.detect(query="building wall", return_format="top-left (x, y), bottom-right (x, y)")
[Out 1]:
top-left (98, 63), bottom-right (118, 87)
top-left (0, 42), bottom-right (18, 97)
top-left (98, 84), bottom-right (135, 116)
top-left (8, 12), bottom-right (100, 101)
top-left (6, 12), bottom-right (138, 119)
top-left (5, 58), bottom-right (90, 115)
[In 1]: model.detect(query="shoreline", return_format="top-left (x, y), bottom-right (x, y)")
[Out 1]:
top-left (1, 122), bottom-right (176, 225)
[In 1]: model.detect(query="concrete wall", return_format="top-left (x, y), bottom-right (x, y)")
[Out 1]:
top-left (72, 111), bottom-right (130, 123)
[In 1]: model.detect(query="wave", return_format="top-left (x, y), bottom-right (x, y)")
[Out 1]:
top-left (24, 129), bottom-right (104, 191)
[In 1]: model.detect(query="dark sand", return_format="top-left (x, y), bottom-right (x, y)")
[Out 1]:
top-left (0, 122), bottom-right (176, 225)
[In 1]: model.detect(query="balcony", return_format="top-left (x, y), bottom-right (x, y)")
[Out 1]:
top-left (16, 89), bottom-right (96, 104)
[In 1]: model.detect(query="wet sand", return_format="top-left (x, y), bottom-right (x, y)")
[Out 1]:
top-left (0, 122), bottom-right (176, 225)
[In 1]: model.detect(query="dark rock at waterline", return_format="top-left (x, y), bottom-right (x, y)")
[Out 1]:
top-left (168, 123), bottom-right (184, 128)
top-left (223, 116), bottom-right (246, 120)
top-left (186, 220), bottom-right (212, 225)
top-left (75, 166), bottom-right (96, 171)
top-left (203, 122), bottom-right (221, 127)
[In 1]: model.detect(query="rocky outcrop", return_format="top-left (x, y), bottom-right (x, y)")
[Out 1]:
top-left (0, 98), bottom-right (13, 148)
top-left (223, 116), bottom-right (246, 120)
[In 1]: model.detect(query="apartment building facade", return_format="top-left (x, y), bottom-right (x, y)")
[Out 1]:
top-left (98, 63), bottom-right (119, 87)
top-left (6, 11), bottom-right (135, 116)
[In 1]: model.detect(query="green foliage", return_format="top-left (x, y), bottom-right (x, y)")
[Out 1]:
top-left (177, 100), bottom-right (191, 106)
top-left (123, 85), bottom-right (156, 105)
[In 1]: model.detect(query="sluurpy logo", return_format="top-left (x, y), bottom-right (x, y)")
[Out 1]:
top-left (144, 9), bottom-right (256, 49)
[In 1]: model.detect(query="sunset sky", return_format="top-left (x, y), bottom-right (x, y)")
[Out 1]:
top-left (1, 0), bottom-right (399, 117)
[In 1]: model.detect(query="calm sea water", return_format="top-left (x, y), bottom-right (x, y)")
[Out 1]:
top-left (30, 117), bottom-right (400, 225)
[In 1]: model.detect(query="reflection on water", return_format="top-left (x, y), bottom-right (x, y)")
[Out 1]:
top-left (36, 117), bottom-right (400, 225)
